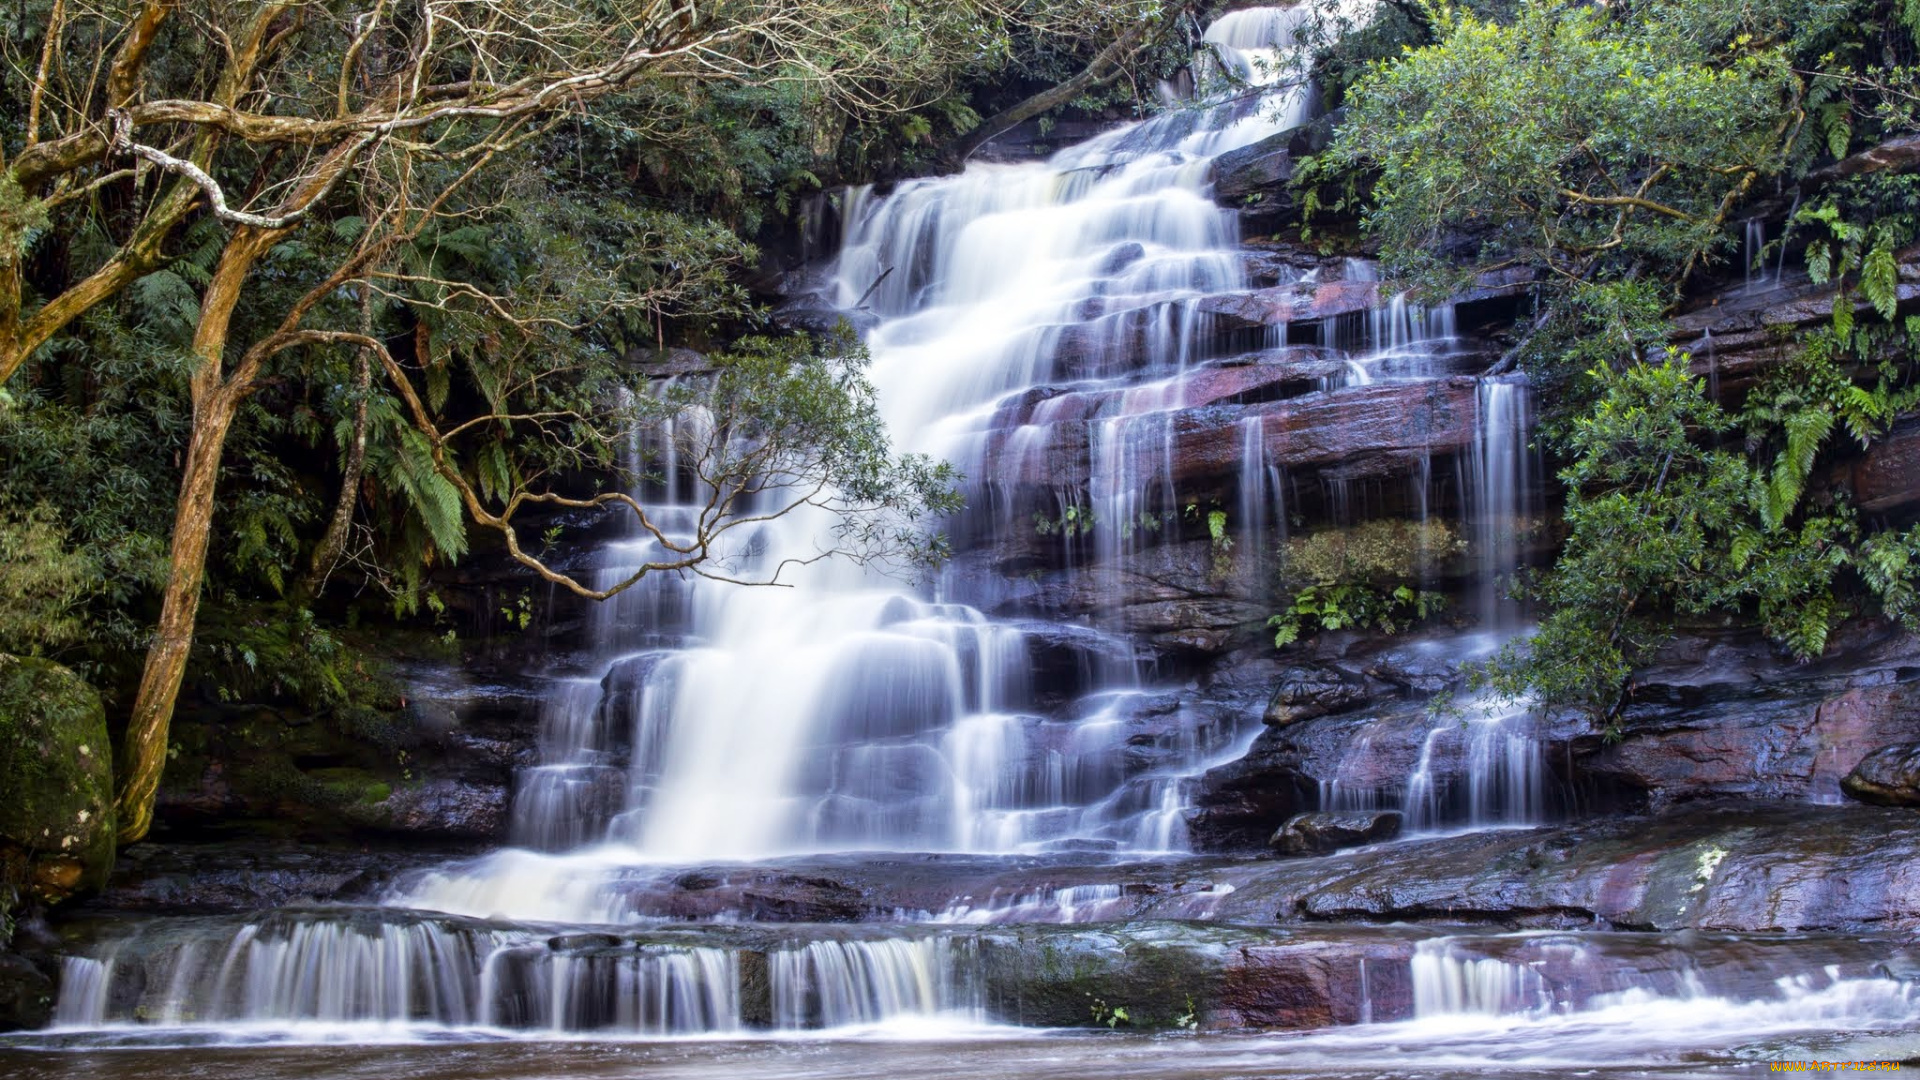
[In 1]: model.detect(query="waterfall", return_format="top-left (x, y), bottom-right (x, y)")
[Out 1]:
top-left (50, 956), bottom-right (113, 1028)
top-left (46, 913), bottom-right (985, 1035)
top-left (438, 1), bottom-right (1377, 867)
top-left (1467, 377), bottom-right (1536, 629)
top-left (1411, 938), bottom-right (1553, 1018)
top-left (770, 938), bottom-right (978, 1028)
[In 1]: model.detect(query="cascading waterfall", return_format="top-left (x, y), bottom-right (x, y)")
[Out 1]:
top-left (46, 913), bottom-right (976, 1036)
top-left (455, 0), bottom-right (1388, 872)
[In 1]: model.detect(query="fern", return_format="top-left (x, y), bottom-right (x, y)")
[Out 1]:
top-left (1862, 241), bottom-right (1900, 321)
top-left (1755, 405), bottom-right (1833, 531)
top-left (392, 427), bottom-right (468, 562)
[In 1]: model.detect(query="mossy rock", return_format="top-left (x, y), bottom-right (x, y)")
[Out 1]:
top-left (0, 654), bottom-right (115, 903)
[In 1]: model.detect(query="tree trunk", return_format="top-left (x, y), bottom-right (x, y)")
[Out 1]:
top-left (942, 19), bottom-right (1156, 167)
top-left (301, 289), bottom-right (375, 597)
top-left (113, 382), bottom-right (240, 842)
top-left (114, 230), bottom-right (275, 844)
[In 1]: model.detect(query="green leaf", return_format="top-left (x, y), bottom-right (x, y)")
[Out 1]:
top-left (1863, 242), bottom-right (1900, 322)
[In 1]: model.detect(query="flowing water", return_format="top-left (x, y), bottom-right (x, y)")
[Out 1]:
top-left (11, 3), bottom-right (1917, 1073)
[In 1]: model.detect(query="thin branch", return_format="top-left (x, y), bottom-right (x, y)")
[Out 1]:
top-left (108, 109), bottom-right (373, 229)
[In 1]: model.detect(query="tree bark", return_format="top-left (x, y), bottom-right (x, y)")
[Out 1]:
top-left (114, 228), bottom-right (278, 844)
top-left (113, 381), bottom-right (240, 843)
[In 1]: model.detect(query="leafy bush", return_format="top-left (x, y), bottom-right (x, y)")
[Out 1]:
top-left (0, 505), bottom-right (101, 658)
top-left (1268, 520), bottom-right (1462, 645)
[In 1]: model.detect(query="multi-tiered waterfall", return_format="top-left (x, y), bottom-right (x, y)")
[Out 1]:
top-left (10, 5), bottom-right (1919, 1071)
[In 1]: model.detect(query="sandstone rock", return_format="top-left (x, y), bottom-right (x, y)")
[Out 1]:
top-left (1269, 810), bottom-right (1403, 855)
top-left (1210, 801), bottom-right (1920, 934)
top-left (1264, 666), bottom-right (1369, 726)
top-left (340, 778), bottom-right (510, 841)
top-left (1583, 667), bottom-right (1920, 807)
top-left (1195, 280), bottom-right (1383, 330)
top-left (98, 841), bottom-right (467, 913)
top-left (1848, 416), bottom-right (1920, 513)
top-left (1667, 242), bottom-right (1920, 398)
top-left (1842, 743), bottom-right (1920, 807)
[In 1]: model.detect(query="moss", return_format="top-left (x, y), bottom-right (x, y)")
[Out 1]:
top-left (308, 767), bottom-right (393, 805)
top-left (0, 654), bottom-right (114, 902)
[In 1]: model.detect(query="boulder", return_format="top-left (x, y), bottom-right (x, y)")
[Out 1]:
top-left (1269, 810), bottom-right (1403, 855)
top-left (1263, 666), bottom-right (1369, 726)
top-left (0, 950), bottom-right (52, 1032)
top-left (1208, 112), bottom-right (1341, 229)
top-left (1843, 743), bottom-right (1920, 807)
top-left (0, 655), bottom-right (115, 904)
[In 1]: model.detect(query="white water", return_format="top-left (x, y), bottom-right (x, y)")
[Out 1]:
top-left (412, 2), bottom-right (1391, 900)
top-left (43, 914), bottom-right (971, 1036)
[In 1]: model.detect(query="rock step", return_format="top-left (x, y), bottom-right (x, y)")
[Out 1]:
top-left (50, 907), bottom-right (1914, 1034)
top-left (84, 802), bottom-right (1920, 935)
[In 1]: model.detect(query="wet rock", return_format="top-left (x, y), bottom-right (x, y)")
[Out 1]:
top-left (1239, 241), bottom-right (1356, 287)
top-left (1848, 415), bottom-right (1920, 513)
top-left (95, 841), bottom-right (473, 913)
top-left (0, 950), bottom-right (52, 1032)
top-left (1583, 651), bottom-right (1920, 807)
top-left (988, 350), bottom-right (1349, 430)
top-left (1667, 242), bottom-right (1920, 401)
top-left (1269, 810), bottom-right (1402, 855)
top-left (340, 778), bottom-right (509, 841)
top-left (1195, 280), bottom-right (1383, 330)
top-left (1204, 801), bottom-right (1920, 933)
top-left (0, 655), bottom-right (115, 904)
top-left (1208, 112), bottom-right (1340, 231)
top-left (1264, 666), bottom-right (1369, 725)
top-left (1363, 643), bottom-right (1467, 695)
top-left (1002, 543), bottom-right (1267, 662)
top-left (770, 306), bottom-right (880, 336)
top-left (1184, 732), bottom-right (1312, 851)
top-left (1842, 743), bottom-right (1920, 807)
top-left (982, 378), bottom-right (1481, 494)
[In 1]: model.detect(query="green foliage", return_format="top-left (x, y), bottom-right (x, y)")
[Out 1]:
top-left (1331, 0), bottom-right (1800, 291)
top-left (1089, 998), bottom-right (1132, 1028)
top-left (192, 603), bottom-right (404, 724)
top-left (656, 329), bottom-right (962, 577)
top-left (1268, 520), bottom-right (1461, 646)
top-left (1036, 502), bottom-right (1101, 538)
top-left (1472, 359), bottom-right (1920, 729)
top-left (0, 505), bottom-right (101, 658)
